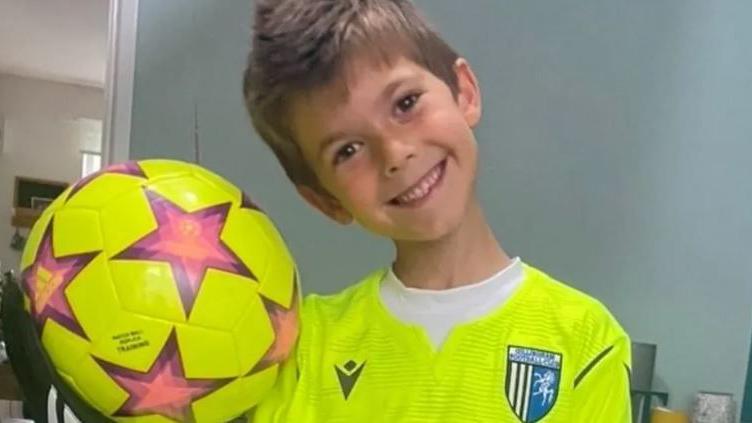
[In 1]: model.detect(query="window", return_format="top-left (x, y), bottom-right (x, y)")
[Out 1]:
top-left (81, 150), bottom-right (102, 177)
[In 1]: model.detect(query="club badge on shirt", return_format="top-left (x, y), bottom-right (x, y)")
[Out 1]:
top-left (505, 346), bottom-right (562, 422)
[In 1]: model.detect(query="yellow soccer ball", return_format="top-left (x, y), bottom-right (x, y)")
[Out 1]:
top-left (20, 159), bottom-right (299, 422)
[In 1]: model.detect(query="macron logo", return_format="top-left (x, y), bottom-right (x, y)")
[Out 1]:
top-left (335, 360), bottom-right (366, 400)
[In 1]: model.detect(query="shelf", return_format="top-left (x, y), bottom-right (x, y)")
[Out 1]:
top-left (11, 207), bottom-right (41, 228)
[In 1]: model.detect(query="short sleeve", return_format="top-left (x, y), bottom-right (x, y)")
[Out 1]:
top-left (572, 334), bottom-right (632, 422)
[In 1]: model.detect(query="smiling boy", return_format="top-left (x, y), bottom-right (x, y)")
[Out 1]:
top-left (243, 1), bottom-right (632, 422)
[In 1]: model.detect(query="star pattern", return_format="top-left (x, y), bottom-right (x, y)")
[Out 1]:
top-left (67, 161), bottom-right (147, 200)
top-left (99, 332), bottom-right (225, 421)
top-left (21, 222), bottom-right (98, 339)
top-left (114, 190), bottom-right (254, 316)
top-left (249, 282), bottom-right (299, 375)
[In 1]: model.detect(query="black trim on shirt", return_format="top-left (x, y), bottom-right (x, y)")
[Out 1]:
top-left (624, 363), bottom-right (632, 386)
top-left (574, 345), bottom-right (614, 388)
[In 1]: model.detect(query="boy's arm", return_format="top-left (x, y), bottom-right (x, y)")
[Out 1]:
top-left (572, 334), bottom-right (632, 422)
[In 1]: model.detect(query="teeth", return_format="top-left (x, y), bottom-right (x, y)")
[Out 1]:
top-left (395, 163), bottom-right (442, 205)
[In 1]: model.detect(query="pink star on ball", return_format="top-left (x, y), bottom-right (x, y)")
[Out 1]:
top-left (99, 332), bottom-right (225, 421)
top-left (21, 222), bottom-right (98, 339)
top-left (249, 279), bottom-right (299, 375)
top-left (114, 190), bottom-right (255, 316)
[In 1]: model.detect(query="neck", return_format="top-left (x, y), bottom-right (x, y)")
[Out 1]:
top-left (392, 199), bottom-right (510, 290)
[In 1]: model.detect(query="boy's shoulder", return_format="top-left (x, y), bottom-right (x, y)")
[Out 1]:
top-left (524, 265), bottom-right (611, 313)
top-left (299, 268), bottom-right (385, 329)
top-left (522, 264), bottom-right (628, 344)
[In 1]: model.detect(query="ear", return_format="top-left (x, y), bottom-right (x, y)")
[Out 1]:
top-left (296, 185), bottom-right (354, 225)
top-left (454, 58), bottom-right (482, 128)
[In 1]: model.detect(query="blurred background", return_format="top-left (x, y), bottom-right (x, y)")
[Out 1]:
top-left (0, 0), bottom-right (109, 418)
top-left (0, 1), bottom-right (750, 421)
top-left (0, 0), bottom-right (108, 274)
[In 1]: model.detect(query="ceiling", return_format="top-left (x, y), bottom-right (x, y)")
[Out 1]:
top-left (0, 0), bottom-right (109, 88)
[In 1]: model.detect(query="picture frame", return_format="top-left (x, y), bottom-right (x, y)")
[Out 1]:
top-left (13, 177), bottom-right (68, 209)
top-left (30, 196), bottom-right (54, 211)
top-left (11, 177), bottom-right (69, 228)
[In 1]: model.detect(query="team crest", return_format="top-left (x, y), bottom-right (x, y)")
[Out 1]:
top-left (505, 346), bottom-right (562, 422)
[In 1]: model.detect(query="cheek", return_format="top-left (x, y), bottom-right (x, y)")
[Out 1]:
top-left (331, 165), bottom-right (380, 211)
top-left (423, 104), bottom-right (478, 178)
top-left (423, 105), bottom-right (470, 141)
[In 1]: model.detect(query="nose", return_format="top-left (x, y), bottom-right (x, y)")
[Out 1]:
top-left (382, 138), bottom-right (416, 177)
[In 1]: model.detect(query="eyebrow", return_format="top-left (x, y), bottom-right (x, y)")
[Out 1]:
top-left (316, 75), bottom-right (421, 157)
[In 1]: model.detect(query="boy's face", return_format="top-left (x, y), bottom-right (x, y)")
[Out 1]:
top-left (290, 55), bottom-right (482, 242)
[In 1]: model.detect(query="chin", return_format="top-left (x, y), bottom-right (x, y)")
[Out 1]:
top-left (394, 216), bottom-right (464, 243)
top-left (362, 200), bottom-right (470, 242)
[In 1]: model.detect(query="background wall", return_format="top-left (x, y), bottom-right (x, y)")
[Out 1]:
top-left (129, 0), bottom-right (752, 414)
top-left (0, 74), bottom-right (104, 271)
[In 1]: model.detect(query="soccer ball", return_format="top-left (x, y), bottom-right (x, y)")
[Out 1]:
top-left (20, 159), bottom-right (299, 422)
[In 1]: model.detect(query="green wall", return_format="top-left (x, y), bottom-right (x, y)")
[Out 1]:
top-left (130, 0), bottom-right (752, 413)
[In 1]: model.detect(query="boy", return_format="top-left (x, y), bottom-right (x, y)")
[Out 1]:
top-left (243, 0), bottom-right (632, 422)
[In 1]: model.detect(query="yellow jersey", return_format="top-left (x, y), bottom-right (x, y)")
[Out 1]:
top-left (251, 264), bottom-right (631, 422)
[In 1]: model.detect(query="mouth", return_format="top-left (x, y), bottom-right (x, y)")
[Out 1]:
top-left (388, 159), bottom-right (447, 207)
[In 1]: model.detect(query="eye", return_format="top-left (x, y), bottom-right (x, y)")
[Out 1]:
top-left (333, 142), bottom-right (362, 165)
top-left (395, 92), bottom-right (422, 115)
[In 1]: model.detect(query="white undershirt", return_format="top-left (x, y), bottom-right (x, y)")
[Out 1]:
top-left (379, 257), bottom-right (524, 348)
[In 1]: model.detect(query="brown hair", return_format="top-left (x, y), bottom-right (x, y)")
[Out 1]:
top-left (243, 0), bottom-right (460, 189)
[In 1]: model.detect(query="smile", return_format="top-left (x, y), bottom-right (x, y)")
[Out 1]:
top-left (390, 159), bottom-right (447, 207)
